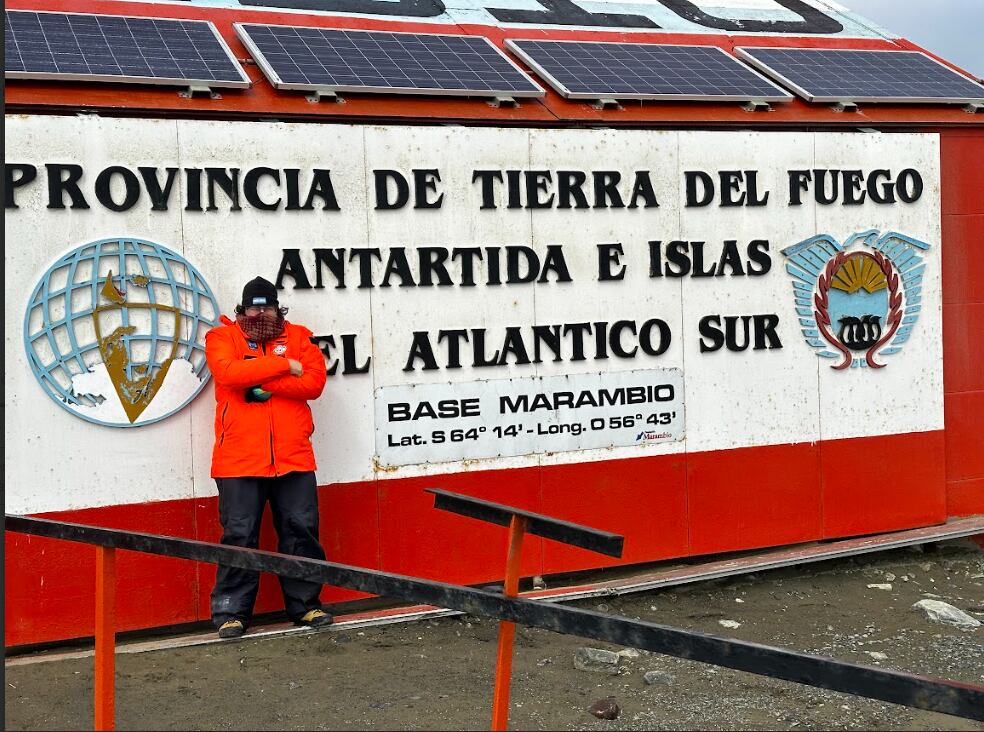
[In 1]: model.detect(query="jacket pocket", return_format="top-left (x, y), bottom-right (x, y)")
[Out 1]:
top-left (219, 402), bottom-right (229, 446)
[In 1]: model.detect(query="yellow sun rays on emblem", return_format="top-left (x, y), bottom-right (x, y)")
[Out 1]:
top-left (831, 254), bottom-right (887, 294)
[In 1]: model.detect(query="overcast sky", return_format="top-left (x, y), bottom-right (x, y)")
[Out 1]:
top-left (840, 0), bottom-right (983, 77)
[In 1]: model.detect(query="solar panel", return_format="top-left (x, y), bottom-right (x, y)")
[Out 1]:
top-left (504, 39), bottom-right (793, 102)
top-left (4, 10), bottom-right (250, 89)
top-left (735, 47), bottom-right (984, 104)
top-left (234, 24), bottom-right (544, 99)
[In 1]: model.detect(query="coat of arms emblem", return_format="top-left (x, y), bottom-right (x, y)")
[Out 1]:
top-left (24, 238), bottom-right (219, 427)
top-left (780, 230), bottom-right (929, 370)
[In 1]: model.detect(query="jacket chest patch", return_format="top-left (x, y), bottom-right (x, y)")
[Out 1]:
top-left (273, 344), bottom-right (288, 356)
top-left (247, 341), bottom-right (258, 350)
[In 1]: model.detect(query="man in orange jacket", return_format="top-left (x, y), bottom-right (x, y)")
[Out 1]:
top-left (205, 276), bottom-right (332, 639)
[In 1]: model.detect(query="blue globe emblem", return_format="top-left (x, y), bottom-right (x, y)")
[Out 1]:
top-left (24, 238), bottom-right (219, 427)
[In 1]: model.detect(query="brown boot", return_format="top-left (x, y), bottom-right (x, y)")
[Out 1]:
top-left (296, 609), bottom-right (333, 628)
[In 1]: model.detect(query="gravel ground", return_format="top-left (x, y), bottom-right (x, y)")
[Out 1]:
top-left (5, 539), bottom-right (983, 731)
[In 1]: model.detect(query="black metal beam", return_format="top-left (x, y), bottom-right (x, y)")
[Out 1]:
top-left (425, 488), bottom-right (624, 558)
top-left (6, 513), bottom-right (983, 722)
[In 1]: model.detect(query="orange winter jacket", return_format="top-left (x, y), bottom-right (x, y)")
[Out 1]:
top-left (206, 315), bottom-right (327, 478)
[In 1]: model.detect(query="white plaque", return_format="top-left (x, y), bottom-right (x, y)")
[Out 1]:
top-left (375, 368), bottom-right (685, 466)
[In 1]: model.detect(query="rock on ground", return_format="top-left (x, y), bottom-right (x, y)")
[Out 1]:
top-left (643, 670), bottom-right (675, 686)
top-left (587, 696), bottom-right (621, 720)
top-left (911, 599), bottom-right (981, 629)
top-left (574, 647), bottom-right (621, 674)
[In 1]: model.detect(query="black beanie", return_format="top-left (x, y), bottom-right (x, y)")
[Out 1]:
top-left (241, 277), bottom-right (279, 308)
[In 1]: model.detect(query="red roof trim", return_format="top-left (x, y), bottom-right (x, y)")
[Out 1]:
top-left (6, 0), bottom-right (984, 128)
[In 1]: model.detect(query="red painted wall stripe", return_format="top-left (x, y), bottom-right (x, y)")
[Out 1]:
top-left (5, 430), bottom-right (946, 647)
top-left (941, 130), bottom-right (984, 518)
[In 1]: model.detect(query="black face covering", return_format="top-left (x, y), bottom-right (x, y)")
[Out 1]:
top-left (237, 312), bottom-right (285, 343)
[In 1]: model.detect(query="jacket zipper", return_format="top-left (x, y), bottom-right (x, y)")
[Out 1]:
top-left (219, 403), bottom-right (229, 446)
top-left (262, 342), bottom-right (277, 473)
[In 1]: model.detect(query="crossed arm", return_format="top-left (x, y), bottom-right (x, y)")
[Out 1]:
top-left (205, 329), bottom-right (292, 389)
top-left (205, 329), bottom-right (327, 400)
top-left (260, 338), bottom-right (327, 400)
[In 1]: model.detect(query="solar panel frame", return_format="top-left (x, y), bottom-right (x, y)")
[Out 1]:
top-left (5, 10), bottom-right (251, 89)
top-left (734, 47), bottom-right (984, 104)
top-left (504, 39), bottom-right (794, 103)
top-left (234, 24), bottom-right (545, 99)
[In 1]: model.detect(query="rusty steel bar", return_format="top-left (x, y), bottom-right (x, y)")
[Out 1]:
top-left (94, 545), bottom-right (116, 731)
top-left (425, 488), bottom-right (624, 558)
top-left (6, 513), bottom-right (984, 722)
top-left (490, 515), bottom-right (528, 731)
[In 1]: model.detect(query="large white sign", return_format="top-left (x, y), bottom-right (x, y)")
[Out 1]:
top-left (4, 116), bottom-right (943, 515)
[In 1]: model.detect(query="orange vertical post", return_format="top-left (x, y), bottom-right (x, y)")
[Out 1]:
top-left (490, 515), bottom-right (527, 731)
top-left (95, 546), bottom-right (116, 731)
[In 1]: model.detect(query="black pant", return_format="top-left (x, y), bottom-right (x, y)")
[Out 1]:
top-left (211, 471), bottom-right (326, 627)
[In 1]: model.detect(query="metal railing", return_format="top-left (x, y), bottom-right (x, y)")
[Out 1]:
top-left (6, 495), bottom-right (984, 730)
